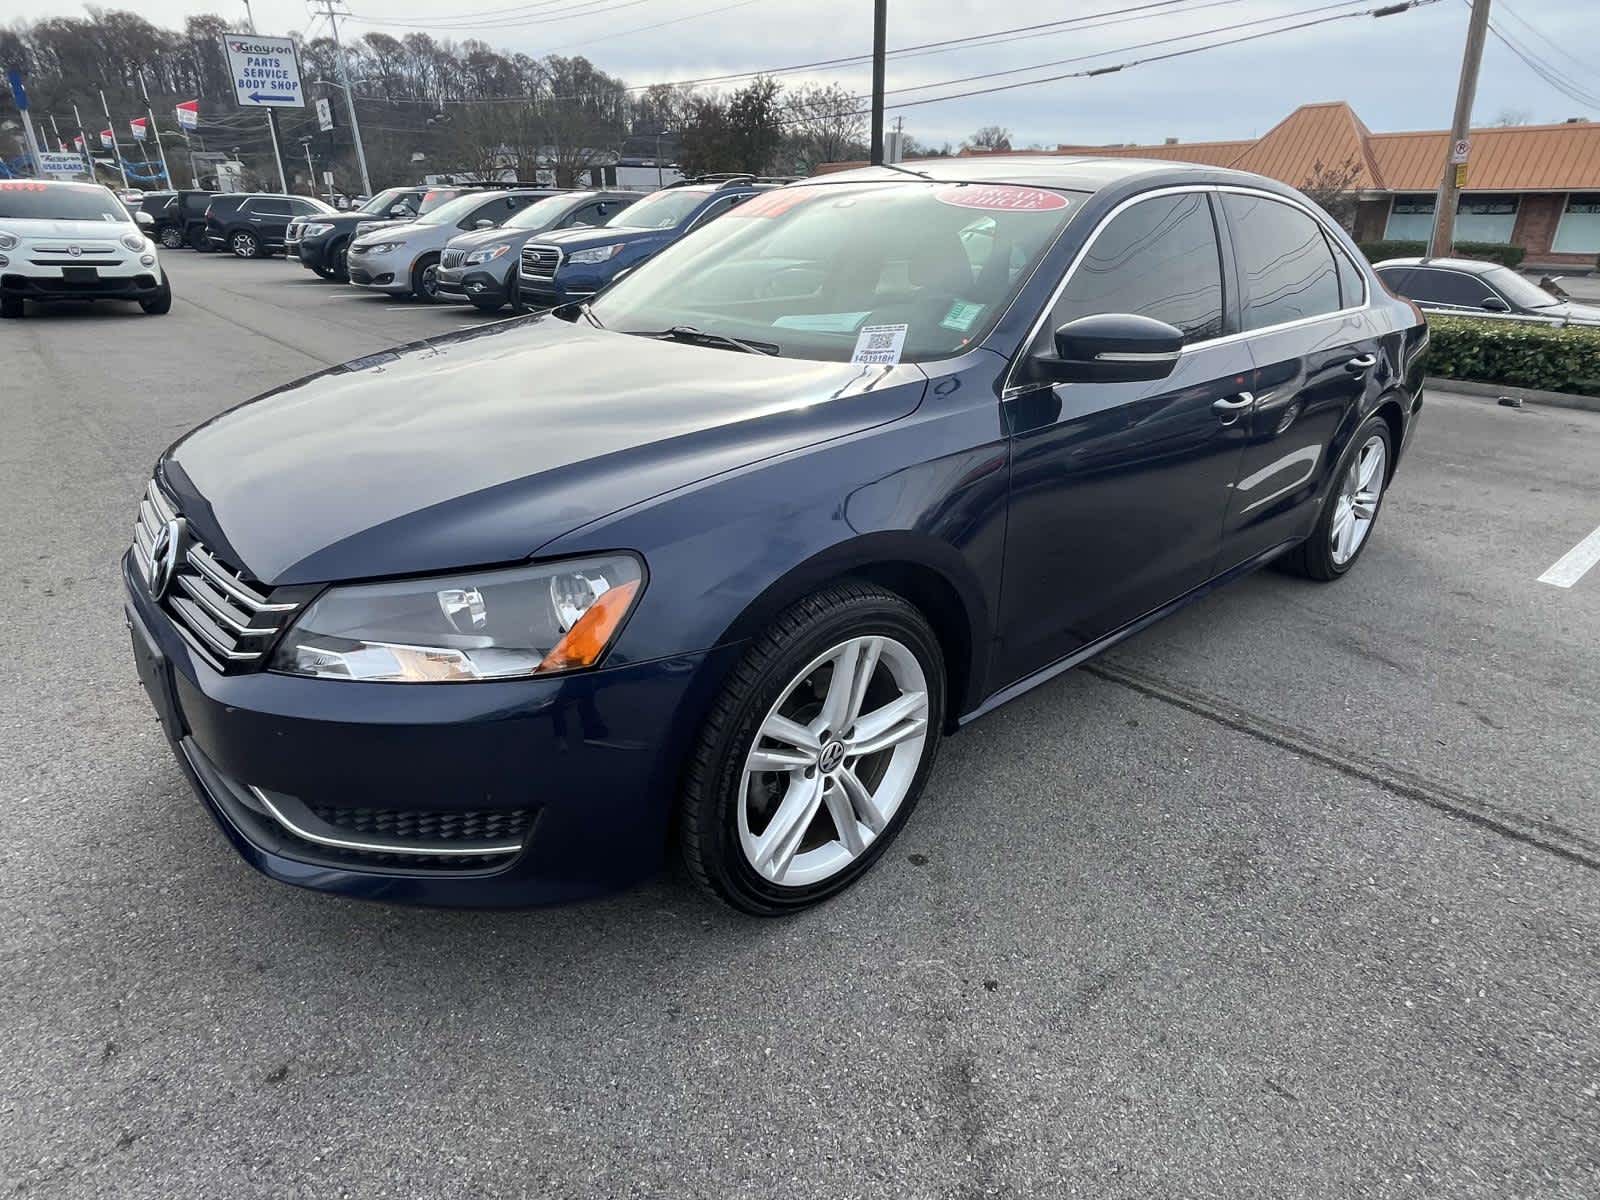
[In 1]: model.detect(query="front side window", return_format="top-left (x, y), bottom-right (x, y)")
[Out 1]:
top-left (1386, 267), bottom-right (1493, 307)
top-left (1044, 191), bottom-right (1224, 344)
top-left (590, 181), bottom-right (1082, 363)
top-left (1222, 193), bottom-right (1341, 330)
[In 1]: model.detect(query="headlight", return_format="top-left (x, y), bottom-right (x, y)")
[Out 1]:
top-left (301, 222), bottom-right (334, 238)
top-left (0, 231), bottom-right (17, 250)
top-left (121, 233), bottom-right (147, 252)
top-left (464, 243), bottom-right (511, 265)
top-left (360, 240), bottom-right (404, 254)
top-left (566, 243), bottom-right (625, 265)
top-left (270, 554), bottom-right (644, 683)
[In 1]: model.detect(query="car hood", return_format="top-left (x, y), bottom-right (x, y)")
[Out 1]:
top-left (353, 221), bottom-right (436, 246)
top-left (1550, 301), bottom-right (1600, 325)
top-left (445, 225), bottom-right (527, 252)
top-left (319, 211), bottom-right (402, 229)
top-left (7, 217), bottom-right (138, 240)
top-left (534, 225), bottom-right (662, 250)
top-left (161, 318), bottom-right (928, 585)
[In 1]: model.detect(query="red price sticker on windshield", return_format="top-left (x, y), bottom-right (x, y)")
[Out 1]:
top-left (934, 185), bottom-right (1068, 213)
top-left (0, 182), bottom-right (49, 192)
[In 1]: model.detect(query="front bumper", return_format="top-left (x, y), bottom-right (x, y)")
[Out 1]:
top-left (436, 263), bottom-right (512, 305)
top-left (294, 234), bottom-right (339, 272)
top-left (347, 246), bottom-right (413, 293)
top-left (124, 551), bottom-right (738, 907)
top-left (2, 266), bottom-right (163, 302)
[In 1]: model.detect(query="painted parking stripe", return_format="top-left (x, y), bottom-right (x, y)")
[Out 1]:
top-left (1538, 525), bottom-right (1600, 588)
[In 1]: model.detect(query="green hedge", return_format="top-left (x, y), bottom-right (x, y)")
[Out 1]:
top-left (1358, 239), bottom-right (1526, 268)
top-left (1427, 314), bottom-right (1600, 395)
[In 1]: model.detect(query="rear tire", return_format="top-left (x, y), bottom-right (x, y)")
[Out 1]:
top-left (410, 253), bottom-right (441, 302)
top-left (1278, 413), bottom-right (1393, 582)
top-left (680, 583), bottom-right (946, 916)
top-left (229, 230), bottom-right (260, 259)
top-left (0, 294), bottom-right (23, 319)
top-left (140, 278), bottom-right (173, 315)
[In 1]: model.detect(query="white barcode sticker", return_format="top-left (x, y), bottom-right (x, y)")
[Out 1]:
top-left (850, 323), bottom-right (908, 365)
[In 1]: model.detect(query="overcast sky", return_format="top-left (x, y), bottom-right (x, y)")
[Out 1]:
top-left (20, 0), bottom-right (1598, 147)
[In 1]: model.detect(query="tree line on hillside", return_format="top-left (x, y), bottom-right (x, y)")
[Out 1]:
top-left (0, 10), bottom-right (966, 192)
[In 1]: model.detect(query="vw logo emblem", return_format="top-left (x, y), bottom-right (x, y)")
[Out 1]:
top-left (819, 739), bottom-right (847, 773)
top-left (147, 518), bottom-right (184, 602)
top-left (67, 244), bottom-right (83, 257)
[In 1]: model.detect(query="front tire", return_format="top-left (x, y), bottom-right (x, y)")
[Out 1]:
top-left (230, 230), bottom-right (260, 259)
top-left (140, 278), bottom-right (173, 315)
top-left (329, 238), bottom-right (350, 282)
top-left (410, 253), bottom-right (441, 302)
top-left (158, 226), bottom-right (184, 250)
top-left (1279, 414), bottom-right (1393, 581)
top-left (680, 583), bottom-right (946, 915)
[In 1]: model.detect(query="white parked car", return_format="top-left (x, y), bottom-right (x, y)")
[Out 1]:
top-left (346, 189), bottom-right (552, 301)
top-left (0, 179), bottom-right (171, 319)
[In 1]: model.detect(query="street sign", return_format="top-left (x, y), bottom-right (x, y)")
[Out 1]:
top-left (38, 151), bottom-right (89, 177)
top-left (221, 33), bottom-right (306, 108)
top-left (1454, 163), bottom-right (1469, 188)
top-left (316, 96), bottom-right (335, 132)
top-left (1450, 137), bottom-right (1471, 164)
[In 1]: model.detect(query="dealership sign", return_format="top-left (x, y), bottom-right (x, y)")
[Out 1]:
top-left (38, 151), bottom-right (89, 177)
top-left (221, 33), bottom-right (305, 108)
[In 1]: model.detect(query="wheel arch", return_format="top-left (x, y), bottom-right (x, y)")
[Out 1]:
top-left (1373, 391), bottom-right (1408, 480)
top-left (713, 531), bottom-right (990, 728)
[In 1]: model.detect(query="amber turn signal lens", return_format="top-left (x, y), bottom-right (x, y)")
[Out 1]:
top-left (537, 579), bottom-right (641, 674)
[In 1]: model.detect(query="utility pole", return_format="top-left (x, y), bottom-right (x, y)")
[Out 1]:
top-left (99, 88), bottom-right (130, 189)
top-left (139, 70), bottom-right (175, 189)
top-left (316, 0), bottom-right (373, 196)
top-left (72, 102), bottom-right (94, 179)
top-left (301, 135), bottom-right (316, 196)
top-left (1428, 0), bottom-right (1492, 258)
top-left (869, 0), bottom-right (887, 165)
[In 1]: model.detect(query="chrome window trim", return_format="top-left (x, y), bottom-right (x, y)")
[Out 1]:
top-left (1002, 183), bottom-right (1373, 397)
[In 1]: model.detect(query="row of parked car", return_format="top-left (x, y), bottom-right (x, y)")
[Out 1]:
top-left (138, 174), bottom-right (794, 315)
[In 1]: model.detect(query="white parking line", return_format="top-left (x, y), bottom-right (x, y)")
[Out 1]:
top-left (1538, 525), bottom-right (1600, 588)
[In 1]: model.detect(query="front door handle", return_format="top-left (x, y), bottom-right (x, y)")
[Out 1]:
top-left (1212, 391), bottom-right (1255, 425)
top-left (1345, 353), bottom-right (1377, 372)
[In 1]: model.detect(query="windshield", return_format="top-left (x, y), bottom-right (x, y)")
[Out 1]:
top-left (417, 192), bottom-right (499, 226)
top-left (504, 194), bottom-right (575, 230)
top-left (360, 188), bottom-right (411, 216)
top-left (607, 189), bottom-right (707, 229)
top-left (0, 181), bottom-right (130, 222)
top-left (1483, 264), bottom-right (1561, 309)
top-left (589, 181), bottom-right (1082, 363)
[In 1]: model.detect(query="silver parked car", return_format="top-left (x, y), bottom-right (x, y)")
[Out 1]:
top-left (346, 189), bottom-right (555, 301)
top-left (1374, 256), bottom-right (1600, 327)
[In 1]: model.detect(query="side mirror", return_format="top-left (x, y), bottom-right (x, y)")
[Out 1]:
top-left (473, 219), bottom-right (495, 229)
top-left (1032, 313), bottom-right (1184, 384)
top-left (1480, 296), bottom-right (1511, 313)
top-left (389, 204), bottom-right (410, 217)
top-left (135, 210), bottom-right (154, 228)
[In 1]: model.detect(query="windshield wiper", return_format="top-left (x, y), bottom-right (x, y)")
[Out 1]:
top-left (628, 325), bottom-right (780, 356)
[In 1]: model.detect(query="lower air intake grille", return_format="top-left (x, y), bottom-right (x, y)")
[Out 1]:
top-left (308, 805), bottom-right (534, 844)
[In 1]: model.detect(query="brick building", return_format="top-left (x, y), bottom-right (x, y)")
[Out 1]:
top-left (948, 102), bottom-right (1600, 270)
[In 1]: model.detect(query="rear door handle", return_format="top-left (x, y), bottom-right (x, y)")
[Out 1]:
top-left (1345, 353), bottom-right (1377, 372)
top-left (1212, 391), bottom-right (1254, 424)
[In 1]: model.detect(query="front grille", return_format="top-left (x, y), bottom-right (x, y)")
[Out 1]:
top-left (440, 248), bottom-right (464, 269)
top-left (33, 244), bottom-right (116, 255)
top-left (309, 804), bottom-right (534, 843)
top-left (520, 244), bottom-right (560, 280)
top-left (130, 479), bottom-right (303, 673)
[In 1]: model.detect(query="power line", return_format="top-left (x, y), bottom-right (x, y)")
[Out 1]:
top-left (1494, 2), bottom-right (1600, 86)
top-left (350, 0), bottom-right (660, 33)
top-left (1484, 20), bottom-right (1600, 110)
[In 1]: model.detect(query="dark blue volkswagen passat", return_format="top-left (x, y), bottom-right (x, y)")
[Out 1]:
top-left (125, 158), bottom-right (1427, 914)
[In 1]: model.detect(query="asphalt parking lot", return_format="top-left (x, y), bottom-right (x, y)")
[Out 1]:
top-left (4, 250), bottom-right (1599, 1199)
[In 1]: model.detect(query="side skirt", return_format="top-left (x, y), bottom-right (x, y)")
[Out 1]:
top-left (958, 539), bottom-right (1298, 727)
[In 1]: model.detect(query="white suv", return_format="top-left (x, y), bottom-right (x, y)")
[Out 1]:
top-left (0, 179), bottom-right (171, 319)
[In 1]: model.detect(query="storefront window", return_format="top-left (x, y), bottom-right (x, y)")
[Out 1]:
top-left (1554, 193), bottom-right (1600, 254)
top-left (1383, 193), bottom-right (1520, 244)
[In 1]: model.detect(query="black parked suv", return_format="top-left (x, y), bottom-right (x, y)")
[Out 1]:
top-left (205, 194), bottom-right (336, 259)
top-left (516, 175), bottom-right (787, 308)
top-left (438, 190), bottom-right (637, 312)
top-left (140, 190), bottom-right (220, 251)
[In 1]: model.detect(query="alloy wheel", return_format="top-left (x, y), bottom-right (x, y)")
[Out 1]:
top-left (232, 232), bottom-right (257, 258)
top-left (738, 635), bottom-right (930, 887)
top-left (1330, 434), bottom-right (1386, 566)
top-left (420, 263), bottom-right (439, 299)
top-left (160, 227), bottom-right (184, 249)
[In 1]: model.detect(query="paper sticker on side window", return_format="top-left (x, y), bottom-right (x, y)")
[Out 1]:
top-left (851, 323), bottom-right (908, 365)
top-left (934, 185), bottom-right (1069, 213)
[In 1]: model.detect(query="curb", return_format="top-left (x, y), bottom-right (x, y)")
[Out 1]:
top-left (1428, 377), bottom-right (1600, 415)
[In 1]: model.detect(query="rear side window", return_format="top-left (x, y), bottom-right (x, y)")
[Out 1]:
top-left (1328, 236), bottom-right (1366, 308)
top-left (1045, 191), bottom-right (1225, 344)
top-left (1222, 193), bottom-right (1341, 330)
top-left (248, 198), bottom-right (291, 216)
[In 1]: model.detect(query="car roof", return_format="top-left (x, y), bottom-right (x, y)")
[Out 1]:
top-left (811, 154), bottom-right (1255, 193)
top-left (1373, 256), bottom-right (1501, 275)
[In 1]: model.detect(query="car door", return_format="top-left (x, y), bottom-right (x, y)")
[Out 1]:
top-left (1215, 190), bottom-right (1388, 571)
top-left (997, 188), bottom-right (1253, 680)
top-left (246, 197), bottom-right (292, 244)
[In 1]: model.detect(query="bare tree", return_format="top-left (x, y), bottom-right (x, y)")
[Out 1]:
top-left (1490, 108), bottom-right (1533, 126)
top-left (784, 82), bottom-right (865, 171)
top-left (962, 125), bottom-right (1012, 152)
top-left (1300, 157), bottom-right (1364, 231)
